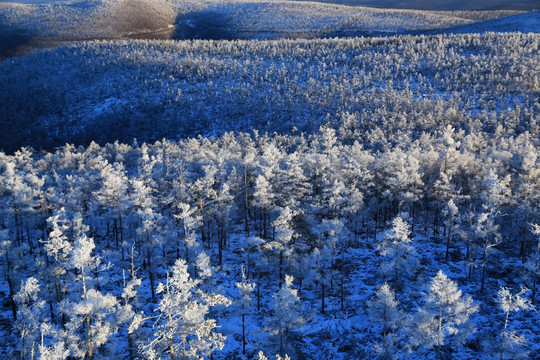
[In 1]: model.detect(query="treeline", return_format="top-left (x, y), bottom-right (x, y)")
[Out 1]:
top-left (0, 122), bottom-right (538, 358)
top-left (1, 32), bottom-right (538, 153)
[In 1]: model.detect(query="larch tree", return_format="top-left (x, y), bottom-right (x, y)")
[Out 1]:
top-left (142, 259), bottom-right (230, 360)
top-left (442, 199), bottom-right (460, 262)
top-left (474, 210), bottom-right (501, 293)
top-left (496, 287), bottom-right (534, 360)
top-left (175, 202), bottom-right (201, 264)
top-left (137, 206), bottom-right (162, 300)
top-left (475, 169), bottom-right (510, 292)
top-left (236, 266), bottom-right (256, 355)
top-left (62, 289), bottom-right (119, 359)
top-left (367, 282), bottom-right (402, 359)
top-left (377, 216), bottom-right (418, 287)
top-left (43, 208), bottom-right (72, 325)
top-left (272, 274), bottom-right (303, 356)
top-left (36, 323), bottom-right (69, 360)
top-left (413, 270), bottom-right (478, 357)
top-left (14, 277), bottom-right (46, 360)
top-left (117, 268), bottom-right (143, 360)
top-left (62, 215), bottom-right (119, 359)
top-left (94, 161), bottom-right (131, 259)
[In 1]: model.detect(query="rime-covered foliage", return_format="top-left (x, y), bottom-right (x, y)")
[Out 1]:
top-left (412, 271), bottom-right (478, 353)
top-left (142, 258), bottom-right (230, 360)
top-left (377, 216), bottom-right (418, 286)
top-left (496, 287), bottom-right (534, 360)
top-left (367, 282), bottom-right (401, 359)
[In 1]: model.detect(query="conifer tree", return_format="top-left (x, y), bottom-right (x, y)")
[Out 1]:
top-left (496, 287), bottom-right (533, 360)
top-left (14, 277), bottom-right (46, 359)
top-left (236, 266), bottom-right (255, 355)
top-left (367, 282), bottom-right (402, 359)
top-left (272, 275), bottom-right (303, 356)
top-left (413, 271), bottom-right (477, 357)
top-left (142, 259), bottom-right (230, 360)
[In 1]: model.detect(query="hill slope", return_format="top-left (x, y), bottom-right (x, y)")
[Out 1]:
top-left (1, 32), bottom-right (538, 153)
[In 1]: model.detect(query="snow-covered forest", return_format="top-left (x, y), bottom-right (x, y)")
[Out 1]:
top-left (1, 122), bottom-right (539, 358)
top-left (1, 0), bottom-right (539, 359)
top-left (1, 32), bottom-right (539, 153)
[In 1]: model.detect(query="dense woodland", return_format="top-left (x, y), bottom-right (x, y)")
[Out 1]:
top-left (1, 119), bottom-right (539, 358)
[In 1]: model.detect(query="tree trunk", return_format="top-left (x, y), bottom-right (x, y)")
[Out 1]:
top-left (321, 271), bottom-right (325, 314)
top-left (242, 313), bottom-right (246, 355)
top-left (7, 274), bottom-right (16, 320)
top-left (244, 166), bottom-right (250, 237)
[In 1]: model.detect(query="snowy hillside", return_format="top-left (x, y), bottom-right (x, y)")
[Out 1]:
top-left (435, 10), bottom-right (540, 34)
top-left (1, 32), bottom-right (538, 153)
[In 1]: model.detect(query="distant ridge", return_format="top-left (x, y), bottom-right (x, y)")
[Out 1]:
top-left (431, 10), bottom-right (540, 34)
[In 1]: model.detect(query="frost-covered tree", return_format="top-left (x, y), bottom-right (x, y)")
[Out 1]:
top-left (175, 202), bottom-right (201, 264)
top-left (367, 282), bottom-right (402, 359)
top-left (319, 218), bottom-right (348, 310)
top-left (14, 277), bottom-right (46, 359)
top-left (442, 199), bottom-right (459, 262)
top-left (70, 215), bottom-right (100, 298)
top-left (413, 271), bottom-right (477, 356)
top-left (377, 216), bottom-right (418, 287)
top-left (61, 215), bottom-right (119, 359)
top-left (236, 266), bottom-right (255, 355)
top-left (137, 206), bottom-right (162, 299)
top-left (62, 289), bottom-right (119, 359)
top-left (94, 161), bottom-right (131, 257)
top-left (270, 206), bottom-right (296, 288)
top-left (142, 259), bottom-right (230, 360)
top-left (523, 224), bottom-right (540, 304)
top-left (257, 351), bottom-right (291, 360)
top-left (43, 208), bottom-right (73, 324)
top-left (272, 275), bottom-right (303, 356)
top-left (36, 323), bottom-right (69, 360)
top-left (117, 269), bottom-right (143, 360)
top-left (496, 287), bottom-right (533, 360)
top-left (474, 210), bottom-right (501, 293)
